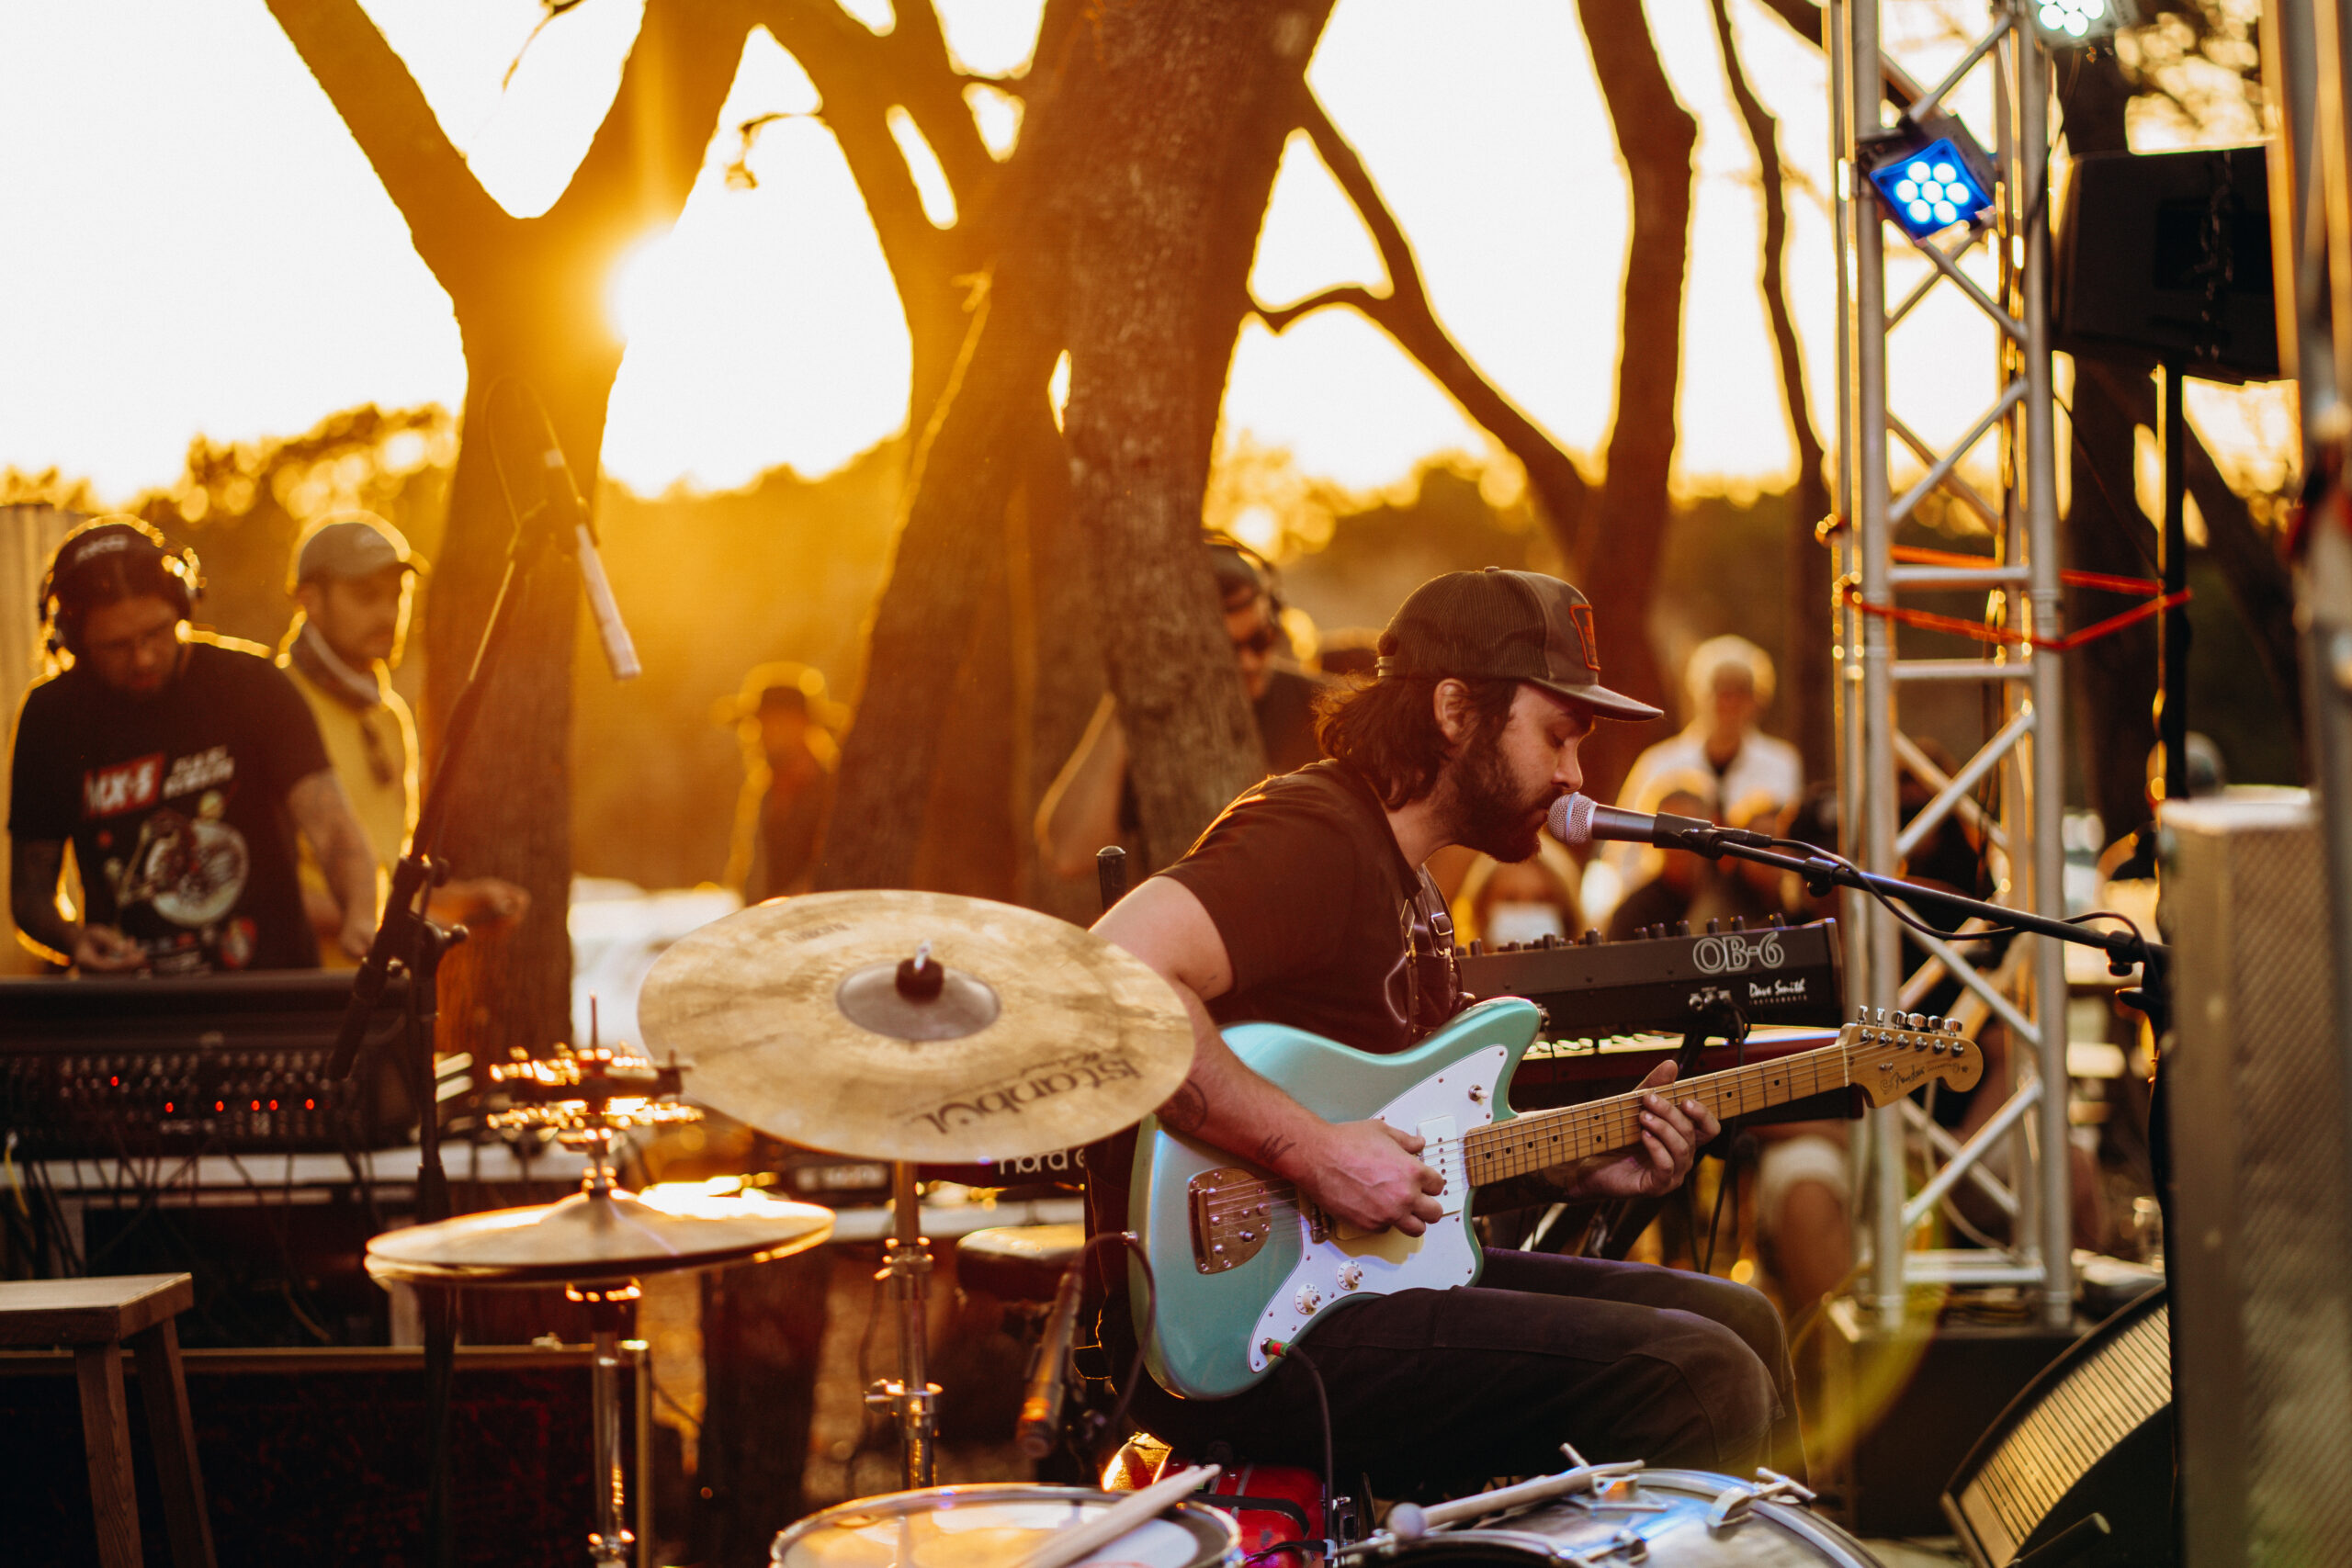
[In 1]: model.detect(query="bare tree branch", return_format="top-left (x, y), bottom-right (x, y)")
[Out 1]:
top-left (265, 0), bottom-right (511, 290)
top-left (1274, 93), bottom-right (1592, 553)
top-left (550, 0), bottom-right (758, 248)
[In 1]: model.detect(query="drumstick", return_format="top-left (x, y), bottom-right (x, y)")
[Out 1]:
top-left (1007, 1463), bottom-right (1220, 1568)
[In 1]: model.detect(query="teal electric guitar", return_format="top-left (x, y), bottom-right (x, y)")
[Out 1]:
top-left (1128, 998), bottom-right (1982, 1399)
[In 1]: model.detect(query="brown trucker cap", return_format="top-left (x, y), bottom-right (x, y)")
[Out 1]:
top-left (1375, 567), bottom-right (1664, 722)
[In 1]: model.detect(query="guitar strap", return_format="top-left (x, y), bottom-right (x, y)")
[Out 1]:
top-left (1403, 866), bottom-right (1469, 1038)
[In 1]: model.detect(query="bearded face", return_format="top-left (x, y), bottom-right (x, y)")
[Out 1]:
top-left (1439, 708), bottom-right (1558, 863)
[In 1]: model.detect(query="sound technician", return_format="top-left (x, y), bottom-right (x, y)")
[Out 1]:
top-left (9, 517), bottom-right (376, 975)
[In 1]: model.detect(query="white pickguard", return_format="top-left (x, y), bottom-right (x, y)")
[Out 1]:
top-left (1247, 1043), bottom-right (1508, 1371)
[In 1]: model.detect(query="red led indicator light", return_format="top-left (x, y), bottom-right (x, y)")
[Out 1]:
top-left (214, 1101), bottom-right (224, 1112)
top-left (269, 1100), bottom-right (278, 1111)
top-left (304, 1100), bottom-right (315, 1111)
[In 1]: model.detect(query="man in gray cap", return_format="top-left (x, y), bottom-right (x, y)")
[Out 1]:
top-left (1091, 568), bottom-right (1799, 1490)
top-left (281, 514), bottom-right (526, 965)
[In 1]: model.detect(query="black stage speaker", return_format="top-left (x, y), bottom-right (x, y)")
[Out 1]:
top-left (2164, 795), bottom-right (2352, 1568)
top-left (0, 1345), bottom-right (643, 1568)
top-left (1942, 1288), bottom-right (2174, 1568)
top-left (2054, 144), bottom-right (2280, 380)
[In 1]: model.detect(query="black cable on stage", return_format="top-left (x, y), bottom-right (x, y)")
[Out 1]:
top-left (1279, 1341), bottom-right (1336, 1554)
top-left (1070, 1229), bottom-right (1158, 1448)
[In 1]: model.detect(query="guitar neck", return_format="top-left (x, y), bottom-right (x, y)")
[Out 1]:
top-left (1463, 1038), bottom-right (1852, 1188)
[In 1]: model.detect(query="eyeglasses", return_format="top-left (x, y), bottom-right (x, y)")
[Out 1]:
top-left (1230, 621), bottom-right (1280, 658)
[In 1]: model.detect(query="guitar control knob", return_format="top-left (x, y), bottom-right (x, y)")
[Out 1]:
top-left (1337, 1263), bottom-right (1363, 1292)
top-left (1706, 919), bottom-right (1721, 934)
top-left (1583, 929), bottom-right (1602, 945)
top-left (1295, 1285), bottom-right (1323, 1314)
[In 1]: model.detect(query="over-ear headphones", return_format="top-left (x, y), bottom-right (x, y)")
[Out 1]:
top-left (40, 515), bottom-right (202, 658)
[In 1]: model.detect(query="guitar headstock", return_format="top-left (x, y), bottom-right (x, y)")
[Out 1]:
top-left (1841, 1005), bottom-right (1984, 1107)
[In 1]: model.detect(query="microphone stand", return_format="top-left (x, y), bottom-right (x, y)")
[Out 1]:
top-left (326, 441), bottom-right (584, 1568)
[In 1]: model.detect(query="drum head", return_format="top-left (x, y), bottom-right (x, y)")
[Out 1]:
top-left (772, 1483), bottom-right (1239, 1567)
top-left (1384, 1471), bottom-right (1883, 1567)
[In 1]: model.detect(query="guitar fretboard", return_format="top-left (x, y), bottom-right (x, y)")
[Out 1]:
top-left (1462, 1043), bottom-right (1850, 1185)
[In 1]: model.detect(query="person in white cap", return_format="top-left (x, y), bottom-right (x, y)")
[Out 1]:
top-left (1593, 635), bottom-right (1804, 924)
top-left (280, 513), bottom-right (526, 966)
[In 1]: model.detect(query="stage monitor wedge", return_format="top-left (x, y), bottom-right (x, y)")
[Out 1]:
top-left (1941, 1287), bottom-right (2174, 1568)
top-left (2054, 144), bottom-right (2280, 381)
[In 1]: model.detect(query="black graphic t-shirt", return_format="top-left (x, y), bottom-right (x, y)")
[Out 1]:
top-left (9, 639), bottom-right (330, 974)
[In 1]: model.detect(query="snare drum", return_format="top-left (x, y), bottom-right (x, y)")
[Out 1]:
top-left (1384, 1470), bottom-right (1882, 1567)
top-left (772, 1483), bottom-right (1242, 1567)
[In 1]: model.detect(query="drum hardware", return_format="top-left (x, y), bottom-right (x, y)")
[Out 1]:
top-left (366, 1043), bottom-right (833, 1567)
top-left (1702, 1469), bottom-right (1815, 1528)
top-left (1341, 1465), bottom-right (1878, 1566)
top-left (639, 891), bottom-right (1193, 1490)
top-left (1344, 1448), bottom-right (1646, 1558)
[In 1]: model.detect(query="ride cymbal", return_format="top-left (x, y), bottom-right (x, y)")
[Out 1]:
top-left (364, 1186), bottom-right (833, 1287)
top-left (635, 891), bottom-right (1192, 1164)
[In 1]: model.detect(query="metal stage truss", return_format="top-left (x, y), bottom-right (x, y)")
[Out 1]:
top-left (1826, 0), bottom-right (2074, 1330)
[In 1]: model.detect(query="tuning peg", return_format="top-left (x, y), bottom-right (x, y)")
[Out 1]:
top-left (1905, 1012), bottom-right (1924, 1031)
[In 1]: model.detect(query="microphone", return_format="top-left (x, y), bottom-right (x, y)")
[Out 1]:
top-left (514, 389), bottom-right (641, 682)
top-left (1015, 1260), bottom-right (1087, 1459)
top-left (1546, 793), bottom-right (1774, 851)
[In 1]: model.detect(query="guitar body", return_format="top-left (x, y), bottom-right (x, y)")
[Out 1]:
top-left (1129, 998), bottom-right (1544, 1400)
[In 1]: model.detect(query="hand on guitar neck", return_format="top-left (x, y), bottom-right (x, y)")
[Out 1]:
top-left (1546, 1059), bottom-right (1723, 1203)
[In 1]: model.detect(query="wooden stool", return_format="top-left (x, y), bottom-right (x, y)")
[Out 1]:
top-left (0, 1273), bottom-right (216, 1568)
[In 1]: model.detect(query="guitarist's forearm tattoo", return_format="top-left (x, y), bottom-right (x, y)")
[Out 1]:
top-left (1252, 1132), bottom-right (1298, 1168)
top-left (1159, 1078), bottom-right (1210, 1134)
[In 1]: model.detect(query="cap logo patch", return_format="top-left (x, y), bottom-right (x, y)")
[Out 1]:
top-left (1570, 604), bottom-right (1600, 672)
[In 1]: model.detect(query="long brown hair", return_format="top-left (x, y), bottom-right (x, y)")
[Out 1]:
top-left (1316, 673), bottom-right (1517, 808)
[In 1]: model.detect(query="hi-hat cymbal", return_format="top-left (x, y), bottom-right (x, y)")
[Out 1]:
top-left (635, 891), bottom-right (1192, 1164)
top-left (365, 1186), bottom-right (834, 1287)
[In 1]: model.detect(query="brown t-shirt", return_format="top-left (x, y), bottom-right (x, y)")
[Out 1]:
top-left (1159, 760), bottom-right (1461, 1052)
top-left (1088, 761), bottom-right (1464, 1243)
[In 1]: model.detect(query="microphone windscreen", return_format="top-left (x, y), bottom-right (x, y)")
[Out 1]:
top-left (1548, 793), bottom-right (1596, 846)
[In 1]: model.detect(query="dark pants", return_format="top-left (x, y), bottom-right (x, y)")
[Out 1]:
top-left (1109, 1249), bottom-right (1799, 1493)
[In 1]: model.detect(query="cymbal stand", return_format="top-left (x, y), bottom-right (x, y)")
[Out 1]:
top-left (563, 1123), bottom-right (639, 1568)
top-left (867, 1160), bottom-right (940, 1488)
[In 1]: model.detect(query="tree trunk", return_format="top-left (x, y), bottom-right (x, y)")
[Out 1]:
top-left (818, 271), bottom-right (1063, 890)
top-left (269, 0), bottom-right (753, 1057)
top-left (2059, 55), bottom-right (2162, 839)
top-left (1707, 0), bottom-right (1835, 785)
top-left (1058, 2), bottom-right (1333, 870)
top-left (1570, 0), bottom-right (1696, 803)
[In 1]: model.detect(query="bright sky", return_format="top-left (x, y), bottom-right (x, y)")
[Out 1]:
top-left (0, 0), bottom-right (2293, 513)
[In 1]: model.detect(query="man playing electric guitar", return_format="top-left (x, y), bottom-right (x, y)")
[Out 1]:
top-left (1091, 568), bottom-right (1801, 1491)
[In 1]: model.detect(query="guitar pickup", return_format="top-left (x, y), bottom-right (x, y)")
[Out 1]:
top-left (1419, 1116), bottom-right (1462, 1217)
